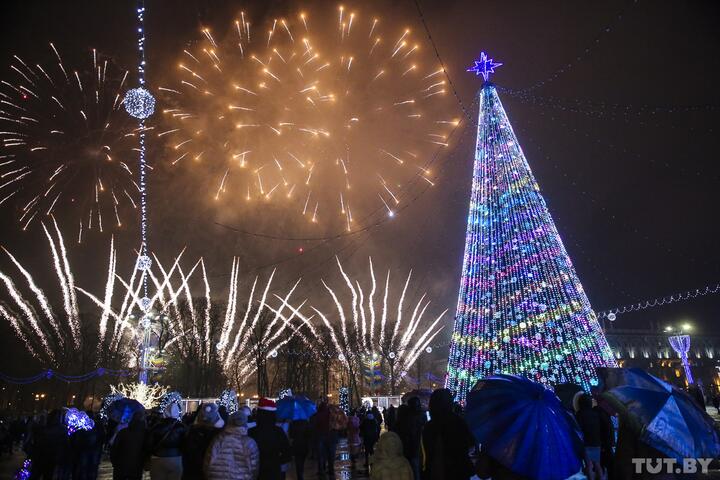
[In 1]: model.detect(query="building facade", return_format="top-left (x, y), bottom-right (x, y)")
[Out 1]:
top-left (604, 327), bottom-right (720, 395)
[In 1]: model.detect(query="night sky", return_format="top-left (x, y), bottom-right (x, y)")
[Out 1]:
top-left (1, 0), bottom-right (719, 373)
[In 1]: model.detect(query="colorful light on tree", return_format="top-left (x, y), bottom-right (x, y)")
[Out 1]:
top-left (445, 54), bottom-right (616, 402)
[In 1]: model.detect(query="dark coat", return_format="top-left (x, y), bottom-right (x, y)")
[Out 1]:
top-left (421, 389), bottom-right (476, 480)
top-left (395, 402), bottom-right (425, 460)
top-left (360, 417), bottom-right (381, 447)
top-left (248, 411), bottom-right (291, 480)
top-left (28, 416), bottom-right (70, 478)
top-left (181, 424), bottom-right (220, 479)
top-left (288, 419), bottom-right (310, 457)
top-left (575, 406), bottom-right (602, 447)
top-left (110, 418), bottom-right (147, 480)
top-left (147, 418), bottom-right (187, 457)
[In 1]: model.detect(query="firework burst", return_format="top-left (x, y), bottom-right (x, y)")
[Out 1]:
top-left (272, 257), bottom-right (446, 387)
top-left (0, 44), bottom-right (139, 239)
top-left (159, 6), bottom-right (457, 229)
top-left (0, 217), bottom-right (127, 367)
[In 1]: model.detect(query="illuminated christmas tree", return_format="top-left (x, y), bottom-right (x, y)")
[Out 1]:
top-left (445, 53), bottom-right (616, 402)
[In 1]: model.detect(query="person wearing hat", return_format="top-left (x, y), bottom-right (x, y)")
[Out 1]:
top-left (147, 400), bottom-right (187, 480)
top-left (181, 403), bottom-right (224, 480)
top-left (248, 398), bottom-right (291, 480)
top-left (204, 409), bottom-right (259, 480)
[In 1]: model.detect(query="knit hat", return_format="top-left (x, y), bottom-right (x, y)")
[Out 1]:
top-left (257, 397), bottom-right (277, 411)
top-left (196, 402), bottom-right (225, 429)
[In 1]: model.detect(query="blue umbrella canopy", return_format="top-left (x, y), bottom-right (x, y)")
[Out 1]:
top-left (466, 374), bottom-right (584, 480)
top-left (276, 395), bottom-right (317, 421)
top-left (109, 398), bottom-right (144, 424)
top-left (598, 367), bottom-right (720, 461)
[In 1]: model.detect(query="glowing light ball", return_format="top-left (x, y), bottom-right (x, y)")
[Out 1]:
top-left (124, 87), bottom-right (156, 119)
top-left (136, 254), bottom-right (152, 271)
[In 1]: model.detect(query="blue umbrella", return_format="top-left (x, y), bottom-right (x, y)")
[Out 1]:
top-left (466, 374), bottom-right (584, 480)
top-left (276, 395), bottom-right (317, 421)
top-left (109, 398), bottom-right (144, 424)
top-left (598, 367), bottom-right (720, 461)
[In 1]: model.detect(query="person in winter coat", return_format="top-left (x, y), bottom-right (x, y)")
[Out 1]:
top-left (574, 393), bottom-right (603, 479)
top-left (110, 410), bottom-right (147, 480)
top-left (146, 402), bottom-right (187, 480)
top-left (312, 402), bottom-right (335, 476)
top-left (370, 431), bottom-right (413, 480)
top-left (248, 398), bottom-right (292, 480)
top-left (288, 419), bottom-right (310, 480)
top-left (384, 405), bottom-right (397, 432)
top-left (182, 403), bottom-right (224, 480)
top-left (395, 398), bottom-right (425, 480)
top-left (420, 389), bottom-right (476, 480)
top-left (360, 413), bottom-right (381, 468)
top-left (28, 409), bottom-right (70, 480)
top-left (69, 412), bottom-right (102, 480)
top-left (204, 410), bottom-right (259, 480)
top-left (346, 412), bottom-right (361, 467)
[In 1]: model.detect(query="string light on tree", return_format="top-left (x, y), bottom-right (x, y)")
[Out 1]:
top-left (445, 53), bottom-right (616, 403)
top-left (339, 387), bottom-right (350, 414)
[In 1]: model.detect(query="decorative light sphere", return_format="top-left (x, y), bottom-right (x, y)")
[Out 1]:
top-left (425, 346), bottom-right (433, 354)
top-left (607, 313), bottom-right (617, 322)
top-left (269, 349), bottom-right (278, 358)
top-left (124, 87), bottom-right (156, 119)
top-left (388, 352), bottom-right (396, 359)
top-left (136, 254), bottom-right (152, 271)
top-left (140, 296), bottom-right (152, 311)
top-left (338, 353), bottom-right (345, 362)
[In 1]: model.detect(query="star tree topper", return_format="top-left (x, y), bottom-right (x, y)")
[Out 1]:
top-left (467, 52), bottom-right (503, 82)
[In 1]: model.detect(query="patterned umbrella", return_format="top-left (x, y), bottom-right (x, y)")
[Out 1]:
top-left (598, 367), bottom-right (720, 461)
top-left (466, 374), bottom-right (584, 480)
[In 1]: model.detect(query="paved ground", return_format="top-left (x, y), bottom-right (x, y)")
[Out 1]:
top-left (0, 437), bottom-right (367, 479)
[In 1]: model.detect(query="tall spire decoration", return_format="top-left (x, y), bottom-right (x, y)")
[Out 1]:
top-left (445, 53), bottom-right (616, 402)
top-left (124, 0), bottom-right (156, 383)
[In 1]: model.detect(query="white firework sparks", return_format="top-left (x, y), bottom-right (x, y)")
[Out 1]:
top-left (274, 256), bottom-right (446, 383)
top-left (0, 217), bottom-right (102, 366)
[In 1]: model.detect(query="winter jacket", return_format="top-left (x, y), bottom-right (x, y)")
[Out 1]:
top-left (110, 418), bottom-right (147, 479)
top-left (248, 415), bottom-right (292, 480)
top-left (370, 432), bottom-right (414, 480)
top-left (28, 418), bottom-right (70, 477)
top-left (204, 425), bottom-right (260, 480)
top-left (360, 417), bottom-right (381, 447)
top-left (182, 424), bottom-right (221, 479)
top-left (288, 419), bottom-right (310, 456)
top-left (347, 415), bottom-right (361, 447)
top-left (395, 403), bottom-right (425, 460)
top-left (575, 406), bottom-right (602, 447)
top-left (329, 405), bottom-right (348, 431)
top-left (421, 390), bottom-right (476, 480)
top-left (147, 418), bottom-right (187, 457)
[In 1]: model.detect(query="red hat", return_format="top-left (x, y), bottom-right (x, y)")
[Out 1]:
top-left (258, 397), bottom-right (276, 411)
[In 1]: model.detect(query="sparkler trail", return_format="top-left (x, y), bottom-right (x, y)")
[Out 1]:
top-left (0, 45), bottom-right (139, 239)
top-left (159, 5), bottom-right (457, 229)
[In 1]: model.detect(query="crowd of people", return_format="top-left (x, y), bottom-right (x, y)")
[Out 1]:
top-left (2, 384), bottom-right (719, 480)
